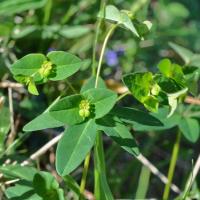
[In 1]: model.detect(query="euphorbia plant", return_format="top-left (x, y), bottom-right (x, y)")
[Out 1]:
top-left (5, 3), bottom-right (199, 200)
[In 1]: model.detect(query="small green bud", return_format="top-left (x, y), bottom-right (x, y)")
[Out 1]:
top-left (79, 109), bottom-right (90, 118)
top-left (39, 60), bottom-right (53, 78)
top-left (79, 100), bottom-right (90, 110)
top-left (84, 110), bottom-right (90, 117)
top-left (79, 109), bottom-right (85, 117)
top-left (79, 100), bottom-right (90, 118)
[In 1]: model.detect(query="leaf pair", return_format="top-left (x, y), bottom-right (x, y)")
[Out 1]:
top-left (56, 115), bottom-right (142, 177)
top-left (10, 51), bottom-right (82, 95)
top-left (49, 88), bottom-right (117, 125)
top-left (98, 5), bottom-right (152, 39)
top-left (23, 77), bottom-right (107, 132)
top-left (51, 87), bottom-right (118, 176)
top-left (123, 58), bottom-right (188, 116)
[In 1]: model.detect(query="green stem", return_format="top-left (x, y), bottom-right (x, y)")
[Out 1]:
top-left (79, 3), bottom-right (115, 199)
top-left (92, 1), bottom-right (105, 76)
top-left (163, 130), bottom-right (181, 200)
top-left (92, 20), bottom-right (103, 76)
top-left (79, 152), bottom-right (91, 200)
top-left (94, 133), bottom-right (106, 199)
top-left (95, 23), bottom-right (118, 88)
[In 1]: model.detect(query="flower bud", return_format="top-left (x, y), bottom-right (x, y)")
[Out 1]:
top-left (79, 100), bottom-right (90, 118)
top-left (39, 61), bottom-right (53, 78)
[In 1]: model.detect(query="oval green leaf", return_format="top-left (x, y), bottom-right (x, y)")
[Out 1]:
top-left (179, 117), bottom-right (200, 143)
top-left (10, 54), bottom-right (46, 76)
top-left (23, 97), bottom-right (65, 132)
top-left (56, 120), bottom-right (97, 176)
top-left (47, 51), bottom-right (82, 81)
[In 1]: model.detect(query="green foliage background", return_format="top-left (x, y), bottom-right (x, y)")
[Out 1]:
top-left (0, 0), bottom-right (200, 199)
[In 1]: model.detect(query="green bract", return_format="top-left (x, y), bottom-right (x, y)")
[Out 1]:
top-left (123, 72), bottom-right (159, 112)
top-left (98, 5), bottom-right (152, 40)
top-left (46, 51), bottom-right (82, 81)
top-left (158, 58), bottom-right (186, 87)
top-left (157, 59), bottom-right (188, 117)
top-left (49, 88), bottom-right (118, 125)
top-left (123, 59), bottom-right (188, 116)
top-left (98, 5), bottom-right (140, 37)
top-left (10, 51), bottom-right (82, 95)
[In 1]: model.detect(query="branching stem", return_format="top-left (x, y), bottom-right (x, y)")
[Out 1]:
top-left (80, 7), bottom-right (118, 199)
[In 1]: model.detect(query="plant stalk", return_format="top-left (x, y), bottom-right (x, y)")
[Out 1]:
top-left (95, 23), bottom-right (118, 88)
top-left (80, 4), bottom-right (118, 199)
top-left (94, 133), bottom-right (105, 198)
top-left (79, 152), bottom-right (91, 200)
top-left (162, 130), bottom-right (181, 200)
top-left (92, 1), bottom-right (105, 76)
top-left (79, 2), bottom-right (117, 199)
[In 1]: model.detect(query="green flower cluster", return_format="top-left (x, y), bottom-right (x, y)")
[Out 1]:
top-left (79, 100), bottom-right (91, 118)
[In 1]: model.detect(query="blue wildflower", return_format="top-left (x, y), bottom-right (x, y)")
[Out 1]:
top-left (105, 50), bottom-right (119, 67)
